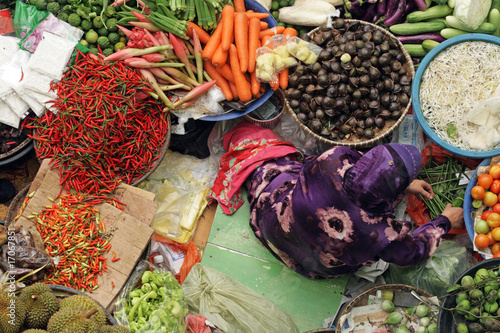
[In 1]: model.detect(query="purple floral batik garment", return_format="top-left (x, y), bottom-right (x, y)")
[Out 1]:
top-left (245, 144), bottom-right (451, 279)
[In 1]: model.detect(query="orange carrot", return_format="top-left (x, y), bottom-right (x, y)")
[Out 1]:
top-left (221, 5), bottom-right (234, 52)
top-left (269, 79), bottom-right (280, 91)
top-left (234, 0), bottom-right (245, 12)
top-left (187, 22), bottom-right (211, 44)
top-left (244, 12), bottom-right (270, 20)
top-left (202, 23), bottom-right (223, 61)
top-left (248, 18), bottom-right (260, 73)
top-left (216, 63), bottom-right (235, 83)
top-left (258, 26), bottom-right (285, 39)
top-left (229, 81), bottom-right (238, 98)
top-left (204, 60), bottom-right (233, 101)
top-left (234, 12), bottom-right (249, 73)
top-left (279, 68), bottom-right (288, 89)
top-left (229, 44), bottom-right (252, 102)
top-left (260, 21), bottom-right (268, 30)
top-left (250, 70), bottom-right (260, 97)
top-left (261, 35), bottom-right (272, 46)
top-left (283, 27), bottom-right (298, 38)
top-left (212, 44), bottom-right (228, 67)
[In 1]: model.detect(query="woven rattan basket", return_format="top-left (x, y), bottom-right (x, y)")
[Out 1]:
top-left (335, 284), bottom-right (434, 333)
top-left (287, 19), bottom-right (415, 148)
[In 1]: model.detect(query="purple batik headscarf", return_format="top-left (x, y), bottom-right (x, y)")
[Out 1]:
top-left (342, 144), bottom-right (422, 216)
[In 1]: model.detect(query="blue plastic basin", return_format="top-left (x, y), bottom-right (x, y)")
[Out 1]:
top-left (412, 34), bottom-right (500, 159)
top-left (463, 158), bottom-right (489, 257)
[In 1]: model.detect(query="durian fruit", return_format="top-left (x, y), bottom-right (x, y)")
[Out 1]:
top-left (22, 330), bottom-right (48, 333)
top-left (59, 295), bottom-right (107, 326)
top-left (19, 283), bottom-right (59, 329)
top-left (47, 307), bottom-right (101, 333)
top-left (0, 292), bottom-right (26, 333)
top-left (99, 325), bottom-right (131, 333)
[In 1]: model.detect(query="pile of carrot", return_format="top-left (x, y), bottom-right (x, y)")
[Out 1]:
top-left (187, 0), bottom-right (297, 103)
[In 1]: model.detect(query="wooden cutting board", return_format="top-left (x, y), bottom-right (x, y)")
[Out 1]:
top-left (13, 160), bottom-right (157, 309)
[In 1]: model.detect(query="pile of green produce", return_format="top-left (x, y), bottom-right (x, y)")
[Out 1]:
top-left (114, 269), bottom-right (188, 333)
top-left (379, 298), bottom-right (439, 333)
top-left (26, 0), bottom-right (124, 55)
top-left (0, 283), bottom-right (129, 333)
top-left (446, 266), bottom-right (500, 332)
top-left (416, 155), bottom-right (468, 219)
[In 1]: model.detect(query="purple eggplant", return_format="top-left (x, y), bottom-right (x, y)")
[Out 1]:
top-left (383, 0), bottom-right (406, 26)
top-left (384, 0), bottom-right (398, 19)
top-left (413, 0), bottom-right (428, 10)
top-left (347, 1), bottom-right (365, 19)
top-left (412, 57), bottom-right (421, 64)
top-left (377, 0), bottom-right (386, 15)
top-left (405, 0), bottom-right (416, 15)
top-left (397, 33), bottom-right (446, 43)
top-left (361, 3), bottom-right (377, 22)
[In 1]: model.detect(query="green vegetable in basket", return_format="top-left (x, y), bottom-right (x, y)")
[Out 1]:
top-left (381, 300), bottom-right (395, 313)
top-left (85, 29), bottom-right (98, 44)
top-left (117, 269), bottom-right (188, 333)
top-left (47, 2), bottom-right (60, 14)
top-left (97, 36), bottom-right (110, 49)
top-left (396, 326), bottom-right (410, 333)
top-left (415, 305), bottom-right (429, 318)
top-left (428, 323), bottom-right (437, 333)
top-left (68, 13), bottom-right (82, 27)
top-left (420, 317), bottom-right (431, 327)
top-left (379, 311), bottom-right (403, 326)
top-left (456, 323), bottom-right (468, 333)
top-left (81, 19), bottom-right (93, 31)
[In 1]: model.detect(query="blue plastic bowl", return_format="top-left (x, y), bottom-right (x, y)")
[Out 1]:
top-left (412, 34), bottom-right (500, 159)
top-left (463, 158), bottom-right (490, 255)
top-left (201, 0), bottom-right (277, 121)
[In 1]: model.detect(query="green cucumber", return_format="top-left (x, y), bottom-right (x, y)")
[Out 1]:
top-left (433, 0), bottom-right (447, 4)
top-left (389, 21), bottom-right (446, 36)
top-left (440, 28), bottom-right (469, 39)
top-left (425, 18), bottom-right (450, 27)
top-left (445, 15), bottom-right (497, 33)
top-left (403, 44), bottom-right (428, 57)
top-left (448, 0), bottom-right (456, 8)
top-left (407, 5), bottom-right (453, 23)
top-left (422, 39), bottom-right (440, 52)
top-left (489, 8), bottom-right (500, 37)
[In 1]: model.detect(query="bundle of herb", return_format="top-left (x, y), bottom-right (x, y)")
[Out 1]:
top-left (417, 151), bottom-right (469, 219)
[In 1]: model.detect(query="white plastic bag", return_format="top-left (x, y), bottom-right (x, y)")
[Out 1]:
top-left (254, 0), bottom-right (271, 10)
top-left (183, 264), bottom-right (299, 333)
top-left (279, 0), bottom-right (340, 27)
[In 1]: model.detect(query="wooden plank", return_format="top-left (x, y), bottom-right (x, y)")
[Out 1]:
top-left (12, 163), bottom-right (156, 309)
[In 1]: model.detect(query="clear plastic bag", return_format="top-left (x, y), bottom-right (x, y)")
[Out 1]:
top-left (182, 263), bottom-right (299, 333)
top-left (255, 46), bottom-right (278, 83)
top-left (385, 240), bottom-right (476, 297)
top-left (287, 36), bottom-right (323, 65)
top-left (139, 150), bottom-right (219, 243)
top-left (264, 34), bottom-right (298, 72)
top-left (114, 260), bottom-right (189, 333)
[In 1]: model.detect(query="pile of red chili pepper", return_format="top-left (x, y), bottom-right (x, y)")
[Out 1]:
top-left (30, 194), bottom-right (112, 292)
top-left (24, 52), bottom-right (169, 202)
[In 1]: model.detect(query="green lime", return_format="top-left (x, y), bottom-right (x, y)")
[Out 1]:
top-left (271, 0), bottom-right (279, 10)
top-left (279, 0), bottom-right (288, 7)
top-left (272, 10), bottom-right (279, 20)
top-left (278, 22), bottom-right (286, 27)
top-left (299, 28), bottom-right (309, 36)
top-left (288, 0), bottom-right (295, 4)
top-left (472, 200), bottom-right (482, 208)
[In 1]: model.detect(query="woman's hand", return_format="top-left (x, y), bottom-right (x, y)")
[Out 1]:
top-left (441, 203), bottom-right (464, 229)
top-left (405, 179), bottom-right (434, 200)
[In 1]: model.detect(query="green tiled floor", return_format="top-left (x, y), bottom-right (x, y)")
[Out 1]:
top-left (201, 189), bottom-right (348, 332)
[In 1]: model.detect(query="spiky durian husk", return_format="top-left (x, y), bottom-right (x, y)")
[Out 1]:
top-left (59, 295), bottom-right (107, 326)
top-left (0, 292), bottom-right (26, 333)
top-left (19, 283), bottom-right (59, 329)
top-left (99, 325), bottom-right (131, 333)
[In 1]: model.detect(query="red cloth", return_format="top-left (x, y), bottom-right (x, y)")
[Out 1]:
top-left (209, 122), bottom-right (299, 215)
